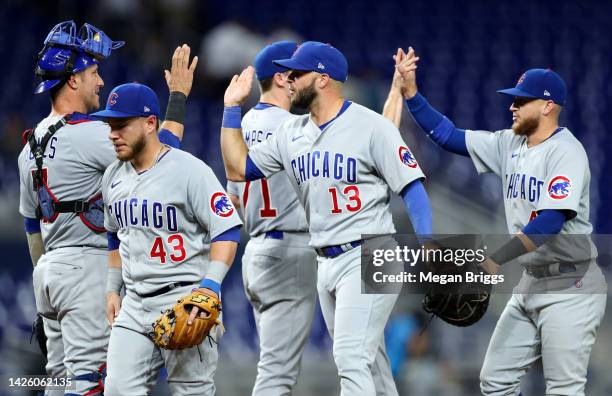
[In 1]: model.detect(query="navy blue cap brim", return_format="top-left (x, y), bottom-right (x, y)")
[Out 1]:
top-left (273, 58), bottom-right (313, 72)
top-left (497, 87), bottom-right (539, 99)
top-left (91, 109), bottom-right (156, 119)
top-left (34, 79), bottom-right (62, 95)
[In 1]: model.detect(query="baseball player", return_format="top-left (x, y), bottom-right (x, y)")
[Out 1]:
top-left (95, 82), bottom-right (242, 395)
top-left (18, 20), bottom-right (194, 395)
top-left (395, 47), bottom-right (607, 395)
top-left (225, 41), bottom-right (318, 396)
top-left (220, 41), bottom-right (433, 395)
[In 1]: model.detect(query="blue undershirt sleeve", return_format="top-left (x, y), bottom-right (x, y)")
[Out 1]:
top-left (245, 155), bottom-right (265, 181)
top-left (107, 232), bottom-right (120, 251)
top-left (158, 129), bottom-right (181, 149)
top-left (24, 217), bottom-right (41, 234)
top-left (405, 93), bottom-right (469, 156)
top-left (522, 209), bottom-right (567, 246)
top-left (211, 225), bottom-right (241, 243)
top-left (400, 180), bottom-right (433, 238)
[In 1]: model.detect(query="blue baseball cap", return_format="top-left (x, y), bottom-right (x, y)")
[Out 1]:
top-left (254, 41), bottom-right (298, 81)
top-left (92, 83), bottom-right (160, 119)
top-left (273, 41), bottom-right (348, 83)
top-left (498, 68), bottom-right (567, 106)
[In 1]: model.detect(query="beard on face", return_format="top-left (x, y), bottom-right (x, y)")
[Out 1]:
top-left (117, 133), bottom-right (146, 161)
top-left (292, 79), bottom-right (317, 110)
top-left (512, 115), bottom-right (539, 136)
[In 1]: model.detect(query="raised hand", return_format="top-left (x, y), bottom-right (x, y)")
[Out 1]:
top-left (390, 47), bottom-right (407, 93)
top-left (164, 44), bottom-right (199, 97)
top-left (395, 46), bottom-right (420, 99)
top-left (224, 66), bottom-right (254, 107)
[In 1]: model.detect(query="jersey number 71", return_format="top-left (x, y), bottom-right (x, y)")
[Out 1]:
top-left (244, 179), bottom-right (277, 218)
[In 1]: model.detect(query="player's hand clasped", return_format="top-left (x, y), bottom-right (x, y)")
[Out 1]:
top-left (394, 46), bottom-right (420, 99)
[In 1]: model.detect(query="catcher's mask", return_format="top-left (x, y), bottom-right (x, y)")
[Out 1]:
top-left (34, 20), bottom-right (124, 94)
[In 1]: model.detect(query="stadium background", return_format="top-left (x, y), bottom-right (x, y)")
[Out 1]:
top-left (0, 0), bottom-right (610, 394)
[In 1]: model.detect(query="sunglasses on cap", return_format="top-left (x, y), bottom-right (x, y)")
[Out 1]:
top-left (287, 70), bottom-right (315, 81)
top-left (512, 97), bottom-right (538, 108)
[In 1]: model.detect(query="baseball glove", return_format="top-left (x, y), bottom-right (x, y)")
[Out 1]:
top-left (421, 240), bottom-right (492, 327)
top-left (150, 290), bottom-right (222, 350)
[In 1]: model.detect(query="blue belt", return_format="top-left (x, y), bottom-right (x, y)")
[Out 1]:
top-left (316, 240), bottom-right (362, 258)
top-left (264, 230), bottom-right (284, 240)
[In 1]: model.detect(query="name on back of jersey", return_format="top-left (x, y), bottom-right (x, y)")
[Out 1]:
top-left (108, 198), bottom-right (178, 231)
top-left (245, 129), bottom-right (272, 147)
top-left (27, 137), bottom-right (58, 161)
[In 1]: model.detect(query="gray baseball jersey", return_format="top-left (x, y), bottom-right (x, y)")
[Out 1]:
top-left (227, 105), bottom-right (308, 236)
top-left (102, 147), bottom-right (242, 296)
top-left (466, 127), bottom-right (598, 268)
top-left (18, 114), bottom-right (115, 249)
top-left (248, 101), bottom-right (425, 248)
top-left (465, 127), bottom-right (591, 235)
top-left (228, 104), bottom-right (317, 395)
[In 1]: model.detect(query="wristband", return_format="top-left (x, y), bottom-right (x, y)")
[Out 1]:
top-left (106, 267), bottom-right (123, 294)
top-left (489, 236), bottom-right (528, 265)
top-left (165, 92), bottom-right (187, 124)
top-left (222, 106), bottom-right (241, 128)
top-left (199, 279), bottom-right (221, 295)
top-left (204, 259), bottom-right (230, 284)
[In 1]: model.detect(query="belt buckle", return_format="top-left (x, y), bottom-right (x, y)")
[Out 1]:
top-left (74, 200), bottom-right (88, 213)
top-left (526, 267), bottom-right (545, 279)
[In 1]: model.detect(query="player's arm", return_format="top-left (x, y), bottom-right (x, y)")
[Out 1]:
top-left (221, 67), bottom-right (256, 182)
top-left (400, 180), bottom-right (433, 239)
top-left (188, 232), bottom-right (240, 325)
top-left (228, 194), bottom-right (241, 209)
top-left (198, 228), bottom-right (240, 298)
top-left (382, 48), bottom-right (407, 128)
top-left (226, 180), bottom-right (242, 209)
top-left (24, 218), bottom-right (44, 267)
top-left (106, 236), bottom-right (123, 327)
top-left (480, 211), bottom-right (569, 274)
top-left (158, 44), bottom-right (199, 147)
top-left (395, 47), bottom-right (469, 156)
top-left (20, 155), bottom-right (45, 267)
top-left (102, 170), bottom-right (123, 326)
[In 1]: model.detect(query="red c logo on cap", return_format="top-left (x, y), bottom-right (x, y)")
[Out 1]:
top-left (108, 92), bottom-right (119, 106)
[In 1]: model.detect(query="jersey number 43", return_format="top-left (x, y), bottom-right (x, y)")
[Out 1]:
top-left (150, 234), bottom-right (186, 264)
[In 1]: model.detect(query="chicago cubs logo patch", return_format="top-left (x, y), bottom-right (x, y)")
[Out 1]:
top-left (108, 92), bottom-right (119, 106)
top-left (398, 146), bottom-right (418, 168)
top-left (547, 176), bottom-right (572, 200)
top-left (210, 192), bottom-right (235, 217)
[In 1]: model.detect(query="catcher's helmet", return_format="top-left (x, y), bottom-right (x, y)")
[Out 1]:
top-left (34, 20), bottom-right (125, 94)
